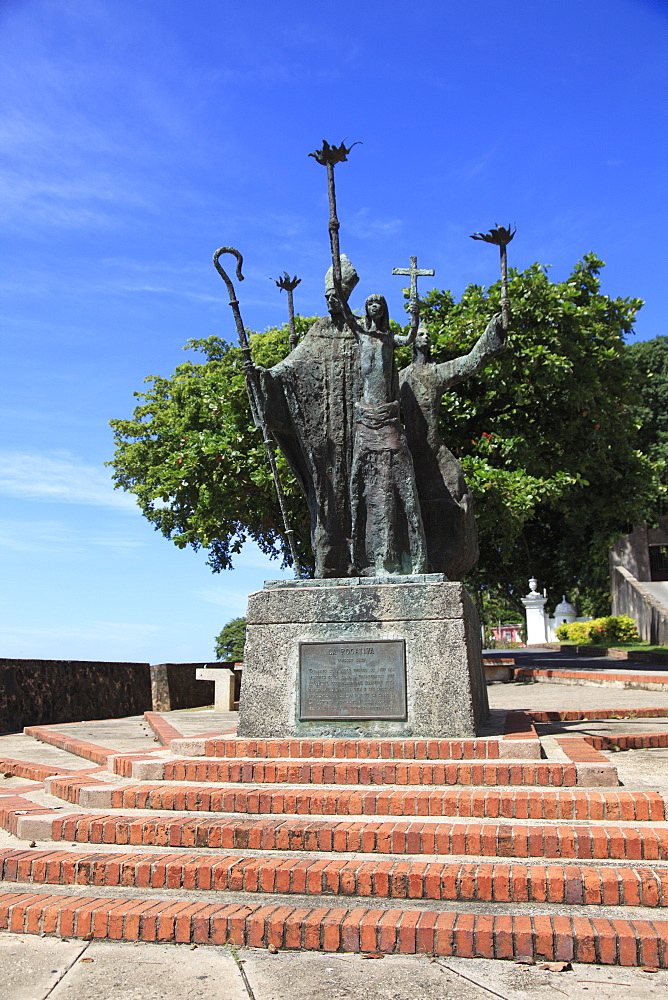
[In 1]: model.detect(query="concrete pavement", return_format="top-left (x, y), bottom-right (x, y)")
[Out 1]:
top-left (2, 935), bottom-right (668, 1000)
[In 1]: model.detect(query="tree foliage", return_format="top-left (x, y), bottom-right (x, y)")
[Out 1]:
top-left (109, 316), bottom-right (314, 574)
top-left (214, 616), bottom-right (247, 662)
top-left (412, 252), bottom-right (655, 615)
top-left (109, 254), bottom-right (656, 616)
top-left (625, 335), bottom-right (668, 520)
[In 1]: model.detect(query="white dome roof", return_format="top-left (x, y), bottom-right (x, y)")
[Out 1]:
top-left (554, 595), bottom-right (577, 616)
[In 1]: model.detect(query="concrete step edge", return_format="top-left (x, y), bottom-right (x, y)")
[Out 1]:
top-left (41, 776), bottom-right (667, 820)
top-left (1, 890), bottom-right (667, 965)
top-left (119, 757), bottom-right (593, 787)
top-left (9, 810), bottom-right (668, 861)
top-left (3, 849), bottom-right (668, 909)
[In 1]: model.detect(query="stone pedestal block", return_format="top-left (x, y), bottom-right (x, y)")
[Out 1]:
top-left (238, 575), bottom-right (489, 739)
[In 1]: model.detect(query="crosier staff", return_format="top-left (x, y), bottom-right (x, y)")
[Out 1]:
top-left (274, 272), bottom-right (301, 351)
top-left (470, 224), bottom-right (516, 331)
top-left (213, 246), bottom-right (303, 578)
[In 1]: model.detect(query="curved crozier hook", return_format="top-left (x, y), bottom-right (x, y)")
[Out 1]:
top-left (213, 245), bottom-right (245, 289)
top-left (213, 246), bottom-right (248, 346)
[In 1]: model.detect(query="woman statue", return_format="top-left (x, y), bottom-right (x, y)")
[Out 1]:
top-left (399, 315), bottom-right (506, 579)
top-left (348, 293), bottom-right (428, 576)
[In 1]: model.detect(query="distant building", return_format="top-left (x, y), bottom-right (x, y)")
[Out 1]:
top-left (521, 578), bottom-right (592, 644)
top-left (489, 623), bottom-right (523, 643)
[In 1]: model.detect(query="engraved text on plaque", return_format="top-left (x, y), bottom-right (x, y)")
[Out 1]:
top-left (299, 640), bottom-right (407, 721)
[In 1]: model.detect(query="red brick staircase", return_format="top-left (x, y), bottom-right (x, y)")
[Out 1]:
top-left (1, 711), bottom-right (668, 967)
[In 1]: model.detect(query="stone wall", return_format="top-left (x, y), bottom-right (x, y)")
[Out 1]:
top-left (610, 564), bottom-right (668, 645)
top-left (150, 662), bottom-right (233, 712)
top-left (0, 659), bottom-right (152, 734)
top-left (0, 658), bottom-right (231, 733)
top-left (611, 517), bottom-right (668, 583)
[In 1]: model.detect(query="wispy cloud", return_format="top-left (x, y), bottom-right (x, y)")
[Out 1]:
top-left (235, 543), bottom-right (290, 571)
top-left (0, 616), bottom-right (220, 663)
top-left (116, 283), bottom-right (221, 305)
top-left (0, 621), bottom-right (163, 643)
top-left (0, 519), bottom-right (145, 554)
top-left (196, 586), bottom-right (249, 616)
top-left (0, 257), bottom-right (218, 306)
top-left (195, 541), bottom-right (292, 613)
top-left (346, 209), bottom-right (404, 241)
top-left (0, 621), bottom-right (165, 663)
top-left (0, 451), bottom-right (136, 510)
top-left (0, 104), bottom-right (152, 231)
top-left (0, 519), bottom-right (73, 553)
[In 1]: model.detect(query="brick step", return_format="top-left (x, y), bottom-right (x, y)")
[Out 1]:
top-left (23, 720), bottom-right (540, 765)
top-left (11, 811), bottom-right (668, 861)
top-left (117, 757), bottom-right (583, 787)
top-left (530, 708), bottom-right (668, 722)
top-left (170, 732), bottom-right (539, 761)
top-left (0, 755), bottom-right (80, 782)
top-left (4, 849), bottom-right (668, 908)
top-left (23, 726), bottom-right (115, 765)
top-left (46, 776), bottom-right (667, 822)
top-left (1, 889), bottom-right (667, 965)
top-left (515, 667), bottom-right (668, 691)
top-left (589, 732), bottom-right (668, 751)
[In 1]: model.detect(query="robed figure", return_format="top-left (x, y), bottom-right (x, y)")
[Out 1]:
top-left (249, 256), bottom-right (362, 578)
top-left (399, 314), bottom-right (506, 579)
top-left (348, 293), bottom-right (428, 576)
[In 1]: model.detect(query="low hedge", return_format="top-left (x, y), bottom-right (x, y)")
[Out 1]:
top-left (555, 615), bottom-right (639, 645)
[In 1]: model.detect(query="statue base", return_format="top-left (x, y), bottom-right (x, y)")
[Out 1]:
top-left (238, 575), bottom-right (489, 739)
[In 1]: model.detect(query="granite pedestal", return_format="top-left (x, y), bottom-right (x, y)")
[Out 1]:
top-left (238, 575), bottom-right (489, 739)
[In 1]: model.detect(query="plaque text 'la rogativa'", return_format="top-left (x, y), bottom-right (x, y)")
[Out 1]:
top-left (299, 639), bottom-right (407, 720)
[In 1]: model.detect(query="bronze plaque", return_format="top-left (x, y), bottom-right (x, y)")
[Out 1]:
top-left (299, 640), bottom-right (407, 721)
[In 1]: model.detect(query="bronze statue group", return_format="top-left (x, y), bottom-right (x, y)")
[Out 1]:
top-left (215, 142), bottom-right (511, 582)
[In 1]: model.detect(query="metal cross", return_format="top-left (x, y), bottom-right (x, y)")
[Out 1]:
top-left (391, 255), bottom-right (435, 304)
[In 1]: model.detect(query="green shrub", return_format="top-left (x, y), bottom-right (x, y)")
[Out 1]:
top-left (555, 620), bottom-right (592, 642)
top-left (556, 615), bottom-right (639, 645)
top-left (607, 615), bottom-right (639, 643)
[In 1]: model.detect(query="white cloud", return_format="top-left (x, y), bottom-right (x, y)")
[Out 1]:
top-left (234, 542), bottom-right (290, 571)
top-left (196, 586), bottom-right (249, 616)
top-left (346, 209), bottom-right (404, 241)
top-left (0, 451), bottom-right (137, 510)
top-left (0, 621), bottom-right (163, 644)
top-left (117, 283), bottom-right (220, 304)
top-left (0, 620), bottom-right (166, 662)
top-left (195, 540), bottom-right (293, 614)
top-left (0, 519), bottom-right (146, 554)
top-left (0, 519), bottom-right (73, 552)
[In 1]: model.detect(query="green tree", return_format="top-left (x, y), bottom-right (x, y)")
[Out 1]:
top-left (214, 616), bottom-right (247, 661)
top-left (410, 253), bottom-right (655, 615)
top-left (109, 317), bottom-right (314, 575)
top-left (625, 336), bottom-right (668, 518)
top-left (109, 254), bottom-right (656, 615)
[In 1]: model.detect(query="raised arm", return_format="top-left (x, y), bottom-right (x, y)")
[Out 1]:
top-left (337, 290), bottom-right (365, 340)
top-left (435, 313), bottom-right (506, 391)
top-left (393, 304), bottom-right (420, 348)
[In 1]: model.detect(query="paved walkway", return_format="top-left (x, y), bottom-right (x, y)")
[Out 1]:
top-left (2, 934), bottom-right (668, 999)
top-left (2, 933), bottom-right (668, 999)
top-left (489, 680), bottom-right (668, 710)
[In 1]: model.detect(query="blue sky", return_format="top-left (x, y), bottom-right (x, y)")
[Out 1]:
top-left (1, 0), bottom-right (667, 662)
